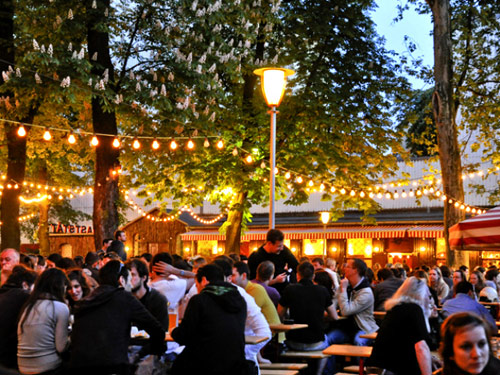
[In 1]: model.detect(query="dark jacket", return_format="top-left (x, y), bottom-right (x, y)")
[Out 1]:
top-left (70, 285), bottom-right (165, 373)
top-left (373, 277), bottom-right (403, 311)
top-left (171, 281), bottom-right (247, 375)
top-left (108, 240), bottom-right (127, 261)
top-left (0, 285), bottom-right (30, 369)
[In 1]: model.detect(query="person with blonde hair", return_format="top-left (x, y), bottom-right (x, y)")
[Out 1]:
top-left (369, 277), bottom-right (433, 375)
top-left (429, 266), bottom-right (449, 305)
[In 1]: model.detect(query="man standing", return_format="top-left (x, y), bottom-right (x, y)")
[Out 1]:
top-left (248, 229), bottom-right (298, 293)
top-left (171, 264), bottom-right (247, 375)
top-left (0, 249), bottom-right (20, 286)
top-left (108, 231), bottom-right (127, 261)
top-left (324, 259), bottom-right (378, 374)
top-left (100, 238), bottom-right (113, 253)
top-left (70, 260), bottom-right (165, 374)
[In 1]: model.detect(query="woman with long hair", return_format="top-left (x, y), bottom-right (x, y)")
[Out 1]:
top-left (369, 277), bottom-right (434, 375)
top-left (437, 312), bottom-right (500, 374)
top-left (469, 270), bottom-right (486, 299)
top-left (17, 268), bottom-right (70, 374)
top-left (66, 269), bottom-right (92, 311)
top-left (429, 266), bottom-right (449, 305)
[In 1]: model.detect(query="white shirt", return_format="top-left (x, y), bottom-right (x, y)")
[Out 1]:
top-left (150, 276), bottom-right (187, 310)
top-left (233, 284), bottom-right (271, 365)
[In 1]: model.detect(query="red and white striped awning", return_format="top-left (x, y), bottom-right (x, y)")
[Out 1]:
top-left (181, 224), bottom-right (443, 241)
top-left (449, 206), bottom-right (500, 251)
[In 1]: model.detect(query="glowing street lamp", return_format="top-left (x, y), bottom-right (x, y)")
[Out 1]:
top-left (254, 67), bottom-right (295, 229)
top-left (320, 211), bottom-right (331, 257)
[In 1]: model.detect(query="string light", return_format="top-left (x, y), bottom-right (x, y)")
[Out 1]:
top-left (204, 138), bottom-right (210, 147)
top-left (216, 140), bottom-right (224, 149)
top-left (187, 139), bottom-right (195, 150)
top-left (152, 139), bottom-right (160, 150)
top-left (170, 139), bottom-right (178, 150)
top-left (112, 138), bottom-right (120, 148)
top-left (68, 133), bottom-right (76, 144)
top-left (132, 138), bottom-right (141, 150)
top-left (245, 155), bottom-right (253, 164)
top-left (90, 136), bottom-right (99, 147)
top-left (17, 126), bottom-right (26, 137)
top-left (43, 129), bottom-right (51, 141)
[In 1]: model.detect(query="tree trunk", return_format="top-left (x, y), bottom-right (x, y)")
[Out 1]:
top-left (37, 164), bottom-right (50, 256)
top-left (428, 0), bottom-right (467, 268)
top-left (87, 0), bottom-right (120, 250)
top-left (224, 192), bottom-right (247, 254)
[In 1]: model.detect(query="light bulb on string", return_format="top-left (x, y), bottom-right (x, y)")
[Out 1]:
top-left (204, 138), bottom-right (210, 147)
top-left (112, 138), bottom-right (120, 148)
top-left (296, 176), bottom-right (303, 184)
top-left (17, 126), bottom-right (27, 137)
top-left (340, 188), bottom-right (346, 195)
top-left (68, 133), bottom-right (76, 144)
top-left (350, 190), bottom-right (356, 197)
top-left (245, 155), bottom-right (253, 164)
top-left (232, 148), bottom-right (238, 156)
top-left (260, 161), bottom-right (266, 169)
top-left (170, 139), bottom-right (178, 150)
top-left (43, 128), bottom-right (52, 141)
top-left (152, 139), bottom-right (160, 150)
top-left (90, 135), bottom-right (99, 147)
top-left (187, 139), bottom-right (195, 150)
top-left (285, 172), bottom-right (291, 180)
top-left (132, 138), bottom-right (141, 150)
top-left (216, 140), bottom-right (224, 149)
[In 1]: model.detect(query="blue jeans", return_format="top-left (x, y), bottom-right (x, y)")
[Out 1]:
top-left (322, 329), bottom-right (373, 375)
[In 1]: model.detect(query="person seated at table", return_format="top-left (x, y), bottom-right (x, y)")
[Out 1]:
top-left (441, 281), bottom-right (497, 335)
top-left (70, 260), bottom-right (165, 375)
top-left (469, 270), bottom-right (486, 299)
top-left (436, 312), bottom-right (500, 375)
top-left (369, 277), bottom-right (434, 375)
top-left (429, 266), bottom-right (450, 305)
top-left (373, 268), bottom-right (403, 311)
top-left (0, 265), bottom-right (37, 371)
top-left (66, 268), bottom-right (92, 312)
top-left (171, 264), bottom-right (248, 375)
top-left (252, 260), bottom-right (281, 307)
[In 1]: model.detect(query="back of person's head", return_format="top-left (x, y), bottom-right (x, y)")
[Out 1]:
top-left (56, 257), bottom-right (76, 270)
top-left (214, 255), bottom-right (234, 267)
top-left (126, 259), bottom-right (149, 287)
top-left (47, 253), bottom-right (62, 264)
top-left (74, 255), bottom-right (84, 268)
top-left (256, 261), bottom-right (275, 281)
top-left (228, 253), bottom-right (241, 263)
top-left (390, 267), bottom-right (401, 278)
top-left (385, 276), bottom-right (429, 312)
top-left (414, 270), bottom-right (429, 283)
top-left (314, 270), bottom-right (333, 299)
top-left (311, 257), bottom-right (324, 266)
top-left (266, 229), bottom-right (284, 244)
top-left (20, 254), bottom-right (34, 269)
top-left (192, 256), bottom-right (207, 269)
top-left (474, 266), bottom-right (485, 274)
top-left (99, 260), bottom-right (128, 287)
top-left (440, 312), bottom-right (491, 372)
top-left (173, 258), bottom-right (192, 271)
top-left (5, 265), bottom-right (38, 288)
top-left (240, 254), bottom-right (248, 262)
top-left (459, 265), bottom-right (468, 272)
top-left (140, 253), bottom-right (153, 263)
top-left (377, 268), bottom-right (393, 281)
top-left (151, 252), bottom-right (173, 272)
top-left (455, 281), bottom-right (473, 295)
top-left (365, 268), bottom-right (375, 283)
top-left (485, 268), bottom-right (499, 281)
top-left (351, 258), bottom-right (367, 277)
top-left (36, 255), bottom-right (46, 267)
top-left (297, 261), bottom-right (314, 280)
top-left (325, 258), bottom-right (336, 269)
top-left (421, 265), bottom-right (430, 273)
top-left (440, 265), bottom-right (451, 278)
top-left (233, 261), bottom-right (250, 277)
top-left (212, 258), bottom-right (232, 278)
top-left (103, 238), bottom-right (113, 246)
top-left (85, 251), bottom-right (99, 267)
top-left (196, 264), bottom-right (224, 284)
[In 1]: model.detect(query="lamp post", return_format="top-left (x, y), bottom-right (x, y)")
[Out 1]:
top-left (254, 67), bottom-right (295, 229)
top-left (320, 211), bottom-right (331, 257)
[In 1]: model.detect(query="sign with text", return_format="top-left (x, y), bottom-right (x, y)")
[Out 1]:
top-left (49, 222), bottom-right (93, 235)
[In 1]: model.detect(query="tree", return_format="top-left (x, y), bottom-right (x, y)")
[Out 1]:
top-left (118, 0), bottom-right (411, 253)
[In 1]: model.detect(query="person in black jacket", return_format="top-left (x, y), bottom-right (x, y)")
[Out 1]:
top-left (70, 260), bottom-right (165, 375)
top-left (0, 265), bottom-right (37, 371)
top-left (171, 264), bottom-right (248, 375)
top-left (108, 230), bottom-right (127, 261)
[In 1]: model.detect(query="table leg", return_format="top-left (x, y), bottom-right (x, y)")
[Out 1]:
top-left (359, 357), bottom-right (365, 375)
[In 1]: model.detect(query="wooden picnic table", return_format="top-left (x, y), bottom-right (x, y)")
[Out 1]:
top-left (322, 344), bottom-right (372, 375)
top-left (269, 323), bottom-right (308, 333)
top-left (359, 331), bottom-right (377, 340)
top-left (164, 332), bottom-right (268, 345)
top-left (373, 311), bottom-right (386, 318)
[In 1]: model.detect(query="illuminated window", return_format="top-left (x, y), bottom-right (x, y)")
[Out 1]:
top-left (346, 239), bottom-right (373, 257)
top-left (436, 238), bottom-right (446, 259)
top-left (196, 240), bottom-right (218, 257)
top-left (303, 239), bottom-right (323, 256)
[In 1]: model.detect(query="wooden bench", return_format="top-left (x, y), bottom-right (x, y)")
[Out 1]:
top-left (322, 345), bottom-right (373, 375)
top-left (261, 370), bottom-right (300, 375)
top-left (259, 363), bottom-right (308, 370)
top-left (280, 350), bottom-right (330, 359)
top-left (341, 365), bottom-right (379, 375)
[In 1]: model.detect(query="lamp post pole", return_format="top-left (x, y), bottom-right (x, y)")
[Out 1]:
top-left (269, 105), bottom-right (277, 229)
top-left (323, 224), bottom-right (327, 257)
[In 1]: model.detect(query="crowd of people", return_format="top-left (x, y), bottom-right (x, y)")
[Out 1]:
top-left (0, 228), bottom-right (500, 375)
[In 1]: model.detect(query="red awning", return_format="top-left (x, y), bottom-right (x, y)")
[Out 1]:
top-left (449, 206), bottom-right (500, 251)
top-left (181, 224), bottom-right (443, 241)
